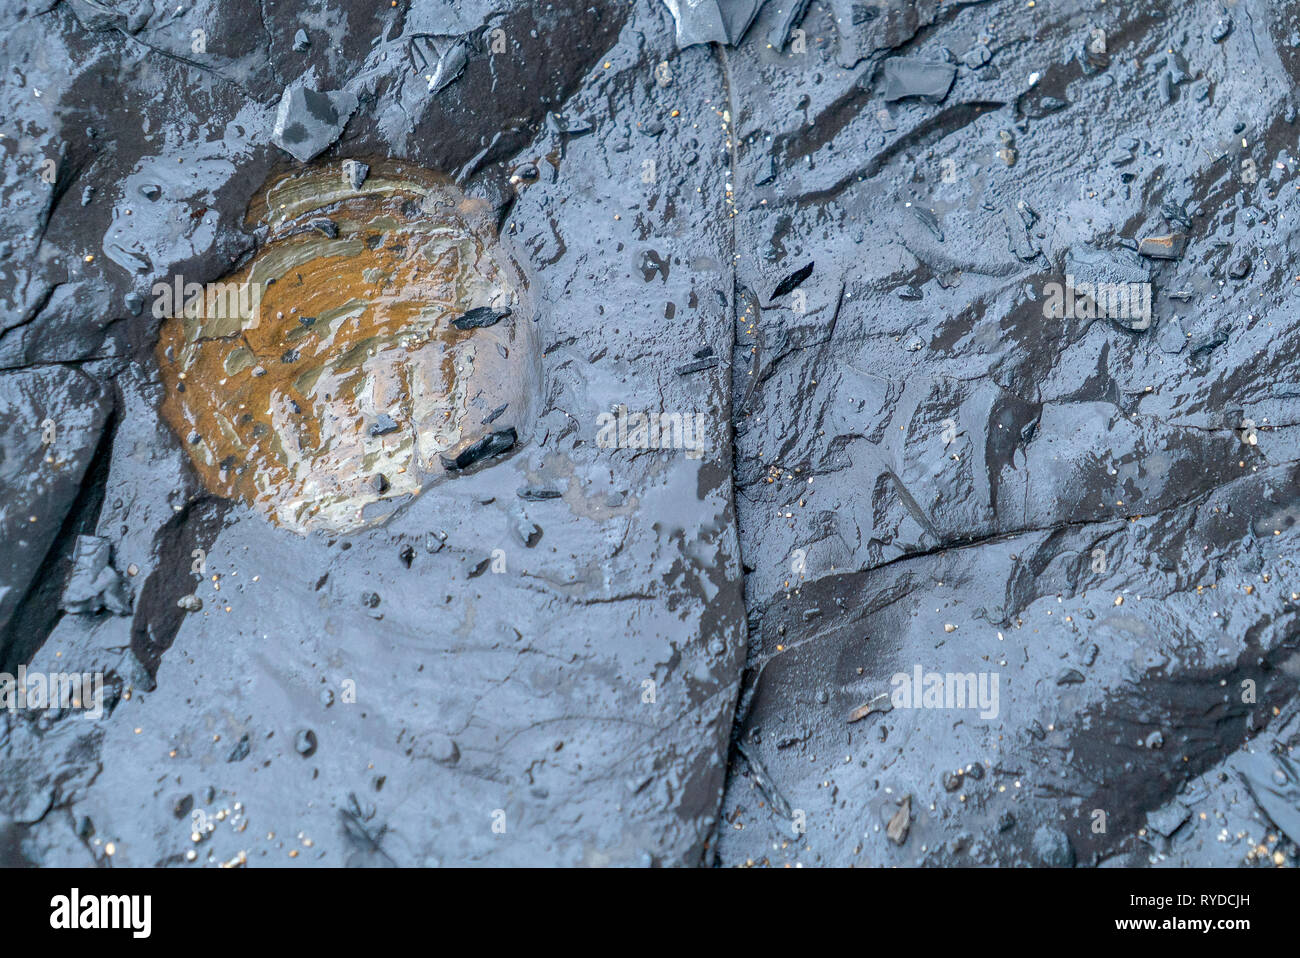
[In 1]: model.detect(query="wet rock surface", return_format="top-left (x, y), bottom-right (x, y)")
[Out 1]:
top-left (1, 0), bottom-right (1299, 869)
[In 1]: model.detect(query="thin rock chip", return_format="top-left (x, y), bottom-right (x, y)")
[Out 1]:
top-left (517, 487), bottom-right (562, 501)
top-left (887, 795), bottom-right (912, 845)
top-left (1138, 233), bottom-right (1186, 260)
top-left (676, 356), bottom-right (720, 375)
top-left (848, 692), bottom-right (893, 723)
top-left (428, 37), bottom-right (471, 93)
top-left (882, 57), bottom-right (957, 104)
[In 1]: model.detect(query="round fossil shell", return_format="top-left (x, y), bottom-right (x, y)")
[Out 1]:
top-left (156, 162), bottom-right (539, 536)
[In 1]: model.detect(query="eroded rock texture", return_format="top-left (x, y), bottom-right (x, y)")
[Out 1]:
top-left (1, 0), bottom-right (1298, 868)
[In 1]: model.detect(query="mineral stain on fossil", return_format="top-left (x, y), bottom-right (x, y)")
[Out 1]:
top-left (156, 162), bottom-right (539, 536)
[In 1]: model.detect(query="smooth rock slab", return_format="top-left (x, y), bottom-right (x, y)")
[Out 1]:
top-left (882, 57), bottom-right (957, 104)
top-left (272, 86), bottom-right (359, 163)
top-left (660, 0), bottom-right (762, 48)
top-left (0, 368), bottom-right (112, 668)
top-left (60, 535), bottom-right (131, 616)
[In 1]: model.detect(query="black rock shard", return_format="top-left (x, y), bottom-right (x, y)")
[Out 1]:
top-left (452, 306), bottom-right (511, 330)
top-left (3, 0), bottom-right (1299, 873)
top-left (768, 261), bottom-right (814, 303)
top-left (440, 428), bottom-right (518, 471)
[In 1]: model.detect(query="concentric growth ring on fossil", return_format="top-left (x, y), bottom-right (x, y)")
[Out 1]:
top-left (156, 162), bottom-right (540, 536)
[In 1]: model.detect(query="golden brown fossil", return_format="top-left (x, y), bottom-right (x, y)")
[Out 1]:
top-left (156, 161), bottom-right (539, 535)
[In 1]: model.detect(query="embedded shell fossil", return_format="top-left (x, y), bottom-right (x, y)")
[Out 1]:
top-left (156, 162), bottom-right (539, 536)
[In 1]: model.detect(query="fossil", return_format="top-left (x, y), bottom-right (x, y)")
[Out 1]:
top-left (157, 162), bottom-right (539, 535)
